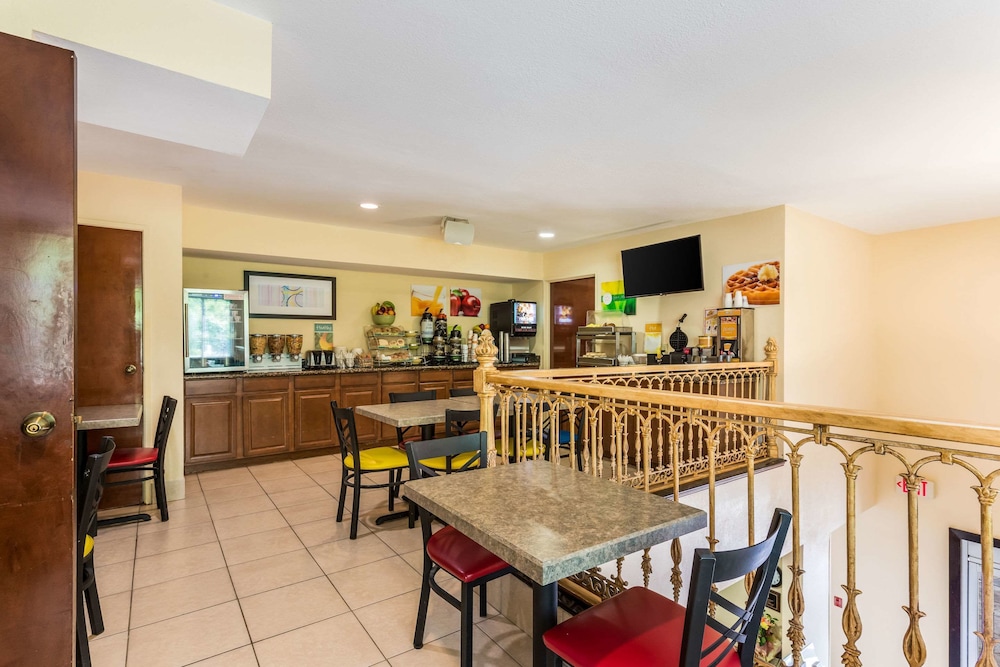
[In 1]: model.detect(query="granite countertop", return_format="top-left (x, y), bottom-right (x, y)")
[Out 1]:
top-left (404, 459), bottom-right (707, 585)
top-left (185, 361), bottom-right (538, 380)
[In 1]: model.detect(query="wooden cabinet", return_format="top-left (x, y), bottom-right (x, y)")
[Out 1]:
top-left (185, 379), bottom-right (241, 465)
top-left (294, 375), bottom-right (339, 451)
top-left (339, 372), bottom-right (379, 443)
top-left (379, 370), bottom-right (419, 442)
top-left (419, 369), bottom-right (452, 399)
top-left (419, 369), bottom-right (452, 436)
top-left (452, 369), bottom-right (474, 392)
top-left (243, 376), bottom-right (292, 457)
top-left (184, 365), bottom-right (536, 471)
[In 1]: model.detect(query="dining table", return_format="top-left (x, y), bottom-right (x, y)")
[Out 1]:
top-left (354, 394), bottom-right (480, 437)
top-left (75, 403), bottom-right (145, 525)
top-left (354, 395), bottom-right (481, 525)
top-left (403, 459), bottom-right (708, 666)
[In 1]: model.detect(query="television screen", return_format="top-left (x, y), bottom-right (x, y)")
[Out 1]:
top-left (621, 235), bottom-right (704, 298)
top-left (514, 301), bottom-right (536, 325)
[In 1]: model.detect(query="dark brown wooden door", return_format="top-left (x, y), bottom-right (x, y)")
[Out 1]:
top-left (0, 32), bottom-right (77, 666)
top-left (77, 225), bottom-right (143, 506)
top-left (550, 277), bottom-right (595, 368)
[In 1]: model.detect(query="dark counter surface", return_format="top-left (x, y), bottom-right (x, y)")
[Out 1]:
top-left (185, 361), bottom-right (539, 380)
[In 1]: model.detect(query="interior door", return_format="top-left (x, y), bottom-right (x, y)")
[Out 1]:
top-left (550, 277), bottom-right (595, 368)
top-left (0, 32), bottom-right (77, 665)
top-left (77, 225), bottom-right (144, 506)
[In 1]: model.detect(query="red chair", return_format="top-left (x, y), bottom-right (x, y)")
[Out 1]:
top-left (102, 396), bottom-right (177, 525)
top-left (543, 508), bottom-right (791, 667)
top-left (406, 432), bottom-right (515, 667)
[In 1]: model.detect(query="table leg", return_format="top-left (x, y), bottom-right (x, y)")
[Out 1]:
top-left (76, 429), bottom-right (89, 484)
top-left (532, 581), bottom-right (557, 667)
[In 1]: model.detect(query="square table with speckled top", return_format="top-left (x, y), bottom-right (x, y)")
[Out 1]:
top-left (403, 459), bottom-right (707, 666)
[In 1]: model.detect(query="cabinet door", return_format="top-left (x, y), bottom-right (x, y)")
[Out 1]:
top-left (186, 394), bottom-right (240, 464)
top-left (452, 369), bottom-right (474, 392)
top-left (419, 370), bottom-right (452, 436)
top-left (379, 373), bottom-right (419, 442)
top-left (295, 389), bottom-right (338, 450)
top-left (243, 392), bottom-right (292, 456)
top-left (340, 373), bottom-right (379, 443)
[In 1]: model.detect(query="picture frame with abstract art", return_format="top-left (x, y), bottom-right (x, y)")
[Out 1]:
top-left (244, 271), bottom-right (336, 319)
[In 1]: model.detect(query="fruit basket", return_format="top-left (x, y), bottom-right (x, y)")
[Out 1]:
top-left (371, 300), bottom-right (396, 325)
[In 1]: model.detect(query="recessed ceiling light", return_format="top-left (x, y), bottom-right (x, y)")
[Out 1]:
top-left (538, 232), bottom-right (555, 239)
top-left (360, 202), bottom-right (379, 210)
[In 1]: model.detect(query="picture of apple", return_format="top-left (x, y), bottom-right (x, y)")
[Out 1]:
top-left (450, 287), bottom-right (483, 316)
top-left (461, 293), bottom-right (481, 316)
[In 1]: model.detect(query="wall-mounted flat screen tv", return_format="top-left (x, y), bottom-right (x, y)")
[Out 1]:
top-left (621, 234), bottom-right (705, 298)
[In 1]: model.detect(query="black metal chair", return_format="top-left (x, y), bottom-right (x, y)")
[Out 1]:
top-left (77, 437), bottom-right (116, 667)
top-left (331, 401), bottom-right (411, 539)
top-left (389, 390), bottom-right (438, 446)
top-left (407, 432), bottom-right (515, 667)
top-left (543, 507), bottom-right (791, 667)
top-left (101, 395), bottom-right (177, 525)
top-left (448, 387), bottom-right (476, 397)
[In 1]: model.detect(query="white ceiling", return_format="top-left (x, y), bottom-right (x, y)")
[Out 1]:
top-left (76, 0), bottom-right (1000, 251)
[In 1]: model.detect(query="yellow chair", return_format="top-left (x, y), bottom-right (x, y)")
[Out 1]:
top-left (331, 402), bottom-right (411, 539)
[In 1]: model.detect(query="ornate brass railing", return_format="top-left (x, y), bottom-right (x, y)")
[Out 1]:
top-left (471, 330), bottom-right (1000, 667)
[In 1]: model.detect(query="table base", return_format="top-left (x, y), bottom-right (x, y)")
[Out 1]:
top-left (533, 581), bottom-right (557, 666)
top-left (98, 513), bottom-right (152, 528)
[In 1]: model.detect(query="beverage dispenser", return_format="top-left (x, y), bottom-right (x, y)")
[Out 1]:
top-left (704, 308), bottom-right (755, 361)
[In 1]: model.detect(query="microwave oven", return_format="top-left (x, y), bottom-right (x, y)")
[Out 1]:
top-left (489, 299), bottom-right (537, 337)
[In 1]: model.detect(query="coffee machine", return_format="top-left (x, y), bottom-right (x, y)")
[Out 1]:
top-left (704, 308), bottom-right (755, 361)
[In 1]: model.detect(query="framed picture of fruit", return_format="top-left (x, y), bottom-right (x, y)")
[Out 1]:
top-left (411, 285), bottom-right (446, 316)
top-left (245, 271), bottom-right (336, 319)
top-left (449, 286), bottom-right (482, 317)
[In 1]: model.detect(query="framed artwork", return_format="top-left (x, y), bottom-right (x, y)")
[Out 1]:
top-left (949, 528), bottom-right (1000, 667)
top-left (244, 271), bottom-right (336, 319)
top-left (411, 284), bottom-right (446, 316)
top-left (599, 279), bottom-right (636, 315)
top-left (722, 260), bottom-right (781, 305)
top-left (449, 286), bottom-right (483, 317)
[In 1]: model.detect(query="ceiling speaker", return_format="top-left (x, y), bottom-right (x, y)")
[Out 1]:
top-left (442, 217), bottom-right (474, 245)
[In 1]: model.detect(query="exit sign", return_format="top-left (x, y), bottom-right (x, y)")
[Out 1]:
top-left (896, 478), bottom-right (934, 498)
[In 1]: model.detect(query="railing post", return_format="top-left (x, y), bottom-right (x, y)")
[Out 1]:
top-left (475, 328), bottom-right (499, 468)
top-left (764, 337), bottom-right (780, 458)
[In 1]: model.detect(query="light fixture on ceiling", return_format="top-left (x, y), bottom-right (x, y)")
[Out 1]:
top-left (441, 217), bottom-right (474, 245)
top-left (360, 202), bottom-right (379, 210)
top-left (538, 232), bottom-right (555, 239)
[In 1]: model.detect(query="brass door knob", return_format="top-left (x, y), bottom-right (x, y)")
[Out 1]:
top-left (125, 364), bottom-right (137, 375)
top-left (22, 411), bottom-right (56, 437)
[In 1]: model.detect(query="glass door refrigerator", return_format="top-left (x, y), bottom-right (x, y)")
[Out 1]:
top-left (183, 289), bottom-right (249, 373)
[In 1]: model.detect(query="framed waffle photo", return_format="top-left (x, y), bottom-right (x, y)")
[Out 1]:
top-left (722, 259), bottom-right (781, 306)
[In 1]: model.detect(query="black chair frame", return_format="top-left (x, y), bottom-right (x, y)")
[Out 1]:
top-left (331, 401), bottom-right (409, 539)
top-left (102, 395), bottom-right (177, 524)
top-left (388, 390), bottom-right (438, 445)
top-left (407, 432), bottom-right (514, 666)
top-left (77, 437), bottom-right (115, 667)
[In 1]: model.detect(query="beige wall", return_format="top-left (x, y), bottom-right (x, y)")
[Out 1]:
top-left (838, 216), bottom-right (1000, 667)
top-left (184, 205), bottom-right (543, 282)
top-left (541, 207), bottom-right (786, 373)
top-left (78, 171), bottom-right (186, 500)
top-left (183, 256), bottom-right (515, 352)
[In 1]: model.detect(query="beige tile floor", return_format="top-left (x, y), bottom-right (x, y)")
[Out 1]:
top-left (88, 454), bottom-right (533, 666)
